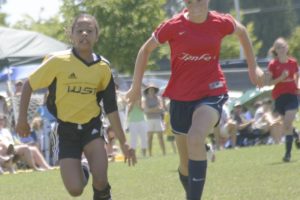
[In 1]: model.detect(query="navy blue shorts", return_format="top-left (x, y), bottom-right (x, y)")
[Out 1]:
top-left (57, 116), bottom-right (104, 160)
top-left (169, 94), bottom-right (228, 135)
top-left (274, 94), bottom-right (299, 116)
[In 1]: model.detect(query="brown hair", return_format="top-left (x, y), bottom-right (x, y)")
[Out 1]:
top-left (268, 37), bottom-right (288, 58)
top-left (70, 13), bottom-right (100, 36)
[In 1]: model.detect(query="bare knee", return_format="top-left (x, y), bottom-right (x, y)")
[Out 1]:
top-left (66, 185), bottom-right (84, 197)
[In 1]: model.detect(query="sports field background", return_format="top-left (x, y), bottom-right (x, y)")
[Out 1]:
top-left (1, 143), bottom-right (300, 200)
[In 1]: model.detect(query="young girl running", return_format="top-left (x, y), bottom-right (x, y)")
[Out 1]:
top-left (16, 13), bottom-right (136, 200)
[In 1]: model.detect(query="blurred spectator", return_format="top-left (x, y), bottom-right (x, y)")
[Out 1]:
top-left (36, 93), bottom-right (56, 164)
top-left (0, 115), bottom-right (52, 171)
top-left (163, 100), bottom-right (177, 154)
top-left (14, 80), bottom-right (23, 96)
top-left (127, 99), bottom-right (148, 157)
top-left (105, 126), bottom-right (121, 162)
top-left (252, 98), bottom-right (282, 144)
top-left (143, 85), bottom-right (166, 156)
top-left (115, 83), bottom-right (127, 131)
top-left (233, 103), bottom-right (256, 146)
top-left (215, 105), bottom-right (237, 149)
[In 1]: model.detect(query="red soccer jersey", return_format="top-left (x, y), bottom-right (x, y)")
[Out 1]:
top-left (268, 57), bottom-right (299, 99)
top-left (153, 10), bottom-right (235, 101)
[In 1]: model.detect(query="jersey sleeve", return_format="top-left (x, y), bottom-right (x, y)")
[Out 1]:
top-left (97, 74), bottom-right (118, 114)
top-left (29, 58), bottom-right (58, 91)
top-left (268, 60), bottom-right (276, 77)
top-left (153, 20), bottom-right (174, 44)
top-left (219, 13), bottom-right (236, 36)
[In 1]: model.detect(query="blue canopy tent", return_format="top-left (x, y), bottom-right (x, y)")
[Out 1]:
top-left (0, 64), bottom-right (40, 82)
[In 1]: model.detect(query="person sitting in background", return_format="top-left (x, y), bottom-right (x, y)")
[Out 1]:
top-left (0, 144), bottom-right (15, 174)
top-left (233, 103), bottom-right (256, 146)
top-left (252, 98), bottom-right (282, 144)
top-left (215, 105), bottom-right (237, 149)
top-left (0, 115), bottom-right (52, 171)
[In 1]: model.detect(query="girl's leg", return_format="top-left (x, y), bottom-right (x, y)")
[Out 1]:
top-left (14, 145), bottom-right (40, 171)
top-left (29, 146), bottom-right (52, 169)
top-left (175, 134), bottom-right (189, 198)
top-left (84, 138), bottom-right (110, 200)
top-left (59, 158), bottom-right (85, 197)
top-left (129, 123), bottom-right (138, 154)
top-left (140, 122), bottom-right (148, 157)
top-left (282, 109), bottom-right (298, 162)
top-left (187, 105), bottom-right (219, 200)
top-left (148, 132), bottom-right (154, 156)
top-left (157, 131), bottom-right (166, 155)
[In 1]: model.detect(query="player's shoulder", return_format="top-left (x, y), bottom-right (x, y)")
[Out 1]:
top-left (157, 10), bottom-right (185, 30)
top-left (288, 57), bottom-right (298, 64)
top-left (209, 10), bottom-right (234, 21)
top-left (46, 49), bottom-right (72, 59)
top-left (99, 55), bottom-right (110, 66)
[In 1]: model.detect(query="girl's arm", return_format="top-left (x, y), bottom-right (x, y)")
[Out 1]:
top-left (107, 111), bottom-right (137, 166)
top-left (16, 80), bottom-right (32, 137)
top-left (126, 36), bottom-right (159, 103)
top-left (233, 19), bottom-right (265, 87)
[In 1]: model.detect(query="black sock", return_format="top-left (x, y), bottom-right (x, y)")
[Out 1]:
top-left (178, 170), bottom-right (189, 198)
top-left (188, 160), bottom-right (207, 200)
top-left (93, 184), bottom-right (111, 200)
top-left (285, 135), bottom-right (293, 157)
top-left (82, 165), bottom-right (89, 183)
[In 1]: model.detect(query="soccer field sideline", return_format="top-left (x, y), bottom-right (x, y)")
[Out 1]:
top-left (1, 144), bottom-right (300, 200)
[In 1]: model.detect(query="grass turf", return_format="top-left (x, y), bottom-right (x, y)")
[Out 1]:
top-left (0, 144), bottom-right (300, 200)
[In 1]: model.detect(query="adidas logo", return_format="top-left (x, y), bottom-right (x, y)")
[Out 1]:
top-left (91, 128), bottom-right (99, 135)
top-left (68, 73), bottom-right (77, 79)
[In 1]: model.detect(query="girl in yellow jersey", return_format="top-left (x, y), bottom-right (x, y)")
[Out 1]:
top-left (16, 14), bottom-right (136, 200)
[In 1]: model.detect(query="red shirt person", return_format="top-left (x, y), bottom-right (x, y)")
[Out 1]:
top-left (126, 0), bottom-right (265, 199)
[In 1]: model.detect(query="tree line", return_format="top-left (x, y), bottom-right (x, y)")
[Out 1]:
top-left (0, 0), bottom-right (300, 73)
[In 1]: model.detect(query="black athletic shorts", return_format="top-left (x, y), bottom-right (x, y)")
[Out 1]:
top-left (169, 94), bottom-right (228, 135)
top-left (57, 116), bottom-right (104, 160)
top-left (274, 93), bottom-right (299, 116)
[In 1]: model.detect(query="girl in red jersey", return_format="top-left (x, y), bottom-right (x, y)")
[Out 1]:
top-left (16, 14), bottom-right (136, 200)
top-left (126, 0), bottom-right (265, 199)
top-left (267, 37), bottom-right (299, 162)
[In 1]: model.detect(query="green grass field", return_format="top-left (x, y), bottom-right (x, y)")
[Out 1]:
top-left (1, 144), bottom-right (300, 200)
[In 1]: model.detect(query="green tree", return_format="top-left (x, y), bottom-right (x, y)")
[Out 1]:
top-left (13, 16), bottom-right (67, 42)
top-left (220, 22), bottom-right (262, 60)
top-left (0, 12), bottom-right (7, 26)
top-left (288, 27), bottom-right (300, 61)
top-left (241, 0), bottom-right (297, 57)
top-left (60, 0), bottom-right (166, 73)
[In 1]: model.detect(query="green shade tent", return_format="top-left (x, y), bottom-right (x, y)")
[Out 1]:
top-left (0, 26), bottom-right (69, 68)
top-left (229, 86), bottom-right (274, 110)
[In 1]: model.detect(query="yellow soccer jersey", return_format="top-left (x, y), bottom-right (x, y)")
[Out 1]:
top-left (29, 49), bottom-right (117, 124)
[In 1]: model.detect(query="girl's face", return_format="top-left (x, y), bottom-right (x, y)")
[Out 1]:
top-left (184, 0), bottom-right (209, 16)
top-left (71, 17), bottom-right (98, 52)
top-left (274, 39), bottom-right (288, 57)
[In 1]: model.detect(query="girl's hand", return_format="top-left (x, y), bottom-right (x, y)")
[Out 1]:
top-left (125, 86), bottom-right (141, 105)
top-left (120, 143), bottom-right (137, 166)
top-left (249, 66), bottom-right (265, 88)
top-left (16, 120), bottom-right (31, 137)
top-left (280, 70), bottom-right (289, 81)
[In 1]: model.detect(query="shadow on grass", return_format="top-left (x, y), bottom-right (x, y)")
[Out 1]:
top-left (269, 160), bottom-right (298, 165)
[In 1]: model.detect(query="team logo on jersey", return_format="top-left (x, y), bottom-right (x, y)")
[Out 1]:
top-left (68, 73), bottom-right (77, 79)
top-left (179, 53), bottom-right (216, 62)
top-left (178, 31), bottom-right (186, 35)
top-left (67, 86), bottom-right (96, 95)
